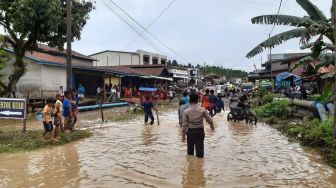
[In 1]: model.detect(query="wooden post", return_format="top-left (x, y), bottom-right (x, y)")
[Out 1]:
top-left (100, 95), bottom-right (104, 122)
top-left (23, 98), bottom-right (27, 133)
top-left (26, 91), bottom-right (30, 114)
top-left (22, 119), bottom-right (26, 133)
top-left (66, 0), bottom-right (72, 90)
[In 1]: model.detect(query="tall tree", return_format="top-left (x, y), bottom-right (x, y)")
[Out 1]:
top-left (172, 60), bottom-right (178, 66)
top-left (0, 0), bottom-right (93, 97)
top-left (0, 36), bottom-right (9, 95)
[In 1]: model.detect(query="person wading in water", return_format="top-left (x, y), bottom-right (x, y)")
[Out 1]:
top-left (142, 95), bottom-right (157, 125)
top-left (182, 93), bottom-right (214, 158)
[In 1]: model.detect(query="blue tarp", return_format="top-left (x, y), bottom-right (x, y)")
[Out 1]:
top-left (276, 72), bottom-right (302, 89)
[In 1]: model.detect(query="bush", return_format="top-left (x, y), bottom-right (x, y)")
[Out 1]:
top-left (287, 118), bottom-right (336, 166)
top-left (288, 118), bottom-right (335, 147)
top-left (255, 99), bottom-right (289, 118)
top-left (260, 92), bottom-right (282, 105)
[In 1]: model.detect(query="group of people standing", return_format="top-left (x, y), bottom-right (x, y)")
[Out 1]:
top-left (42, 88), bottom-right (79, 140)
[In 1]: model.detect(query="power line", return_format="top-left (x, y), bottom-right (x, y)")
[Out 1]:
top-left (280, 0), bottom-right (288, 14)
top-left (107, 0), bottom-right (192, 64)
top-left (124, 0), bottom-right (177, 50)
top-left (269, 0), bottom-right (283, 35)
top-left (102, 0), bottom-right (168, 56)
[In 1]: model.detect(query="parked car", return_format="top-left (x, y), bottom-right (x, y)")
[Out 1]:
top-left (215, 85), bottom-right (226, 96)
top-left (241, 82), bottom-right (253, 93)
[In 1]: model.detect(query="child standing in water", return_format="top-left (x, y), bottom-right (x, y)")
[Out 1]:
top-left (43, 98), bottom-right (56, 140)
top-left (142, 95), bottom-right (157, 125)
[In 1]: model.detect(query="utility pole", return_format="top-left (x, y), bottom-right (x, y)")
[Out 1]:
top-left (269, 34), bottom-right (272, 80)
top-left (333, 0), bottom-right (336, 137)
top-left (269, 34), bottom-right (273, 90)
top-left (203, 62), bottom-right (206, 80)
top-left (66, 0), bottom-right (72, 91)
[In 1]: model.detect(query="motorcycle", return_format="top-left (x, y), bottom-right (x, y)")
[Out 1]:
top-left (227, 102), bottom-right (257, 125)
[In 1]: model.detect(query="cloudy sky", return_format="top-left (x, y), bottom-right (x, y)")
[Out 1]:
top-left (73, 0), bottom-right (331, 72)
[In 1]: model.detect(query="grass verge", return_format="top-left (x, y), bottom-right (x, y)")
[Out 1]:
top-left (255, 100), bottom-right (336, 167)
top-left (0, 129), bottom-right (92, 153)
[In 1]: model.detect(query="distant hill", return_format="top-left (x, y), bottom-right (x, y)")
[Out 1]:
top-left (167, 60), bottom-right (248, 79)
top-left (200, 66), bottom-right (248, 79)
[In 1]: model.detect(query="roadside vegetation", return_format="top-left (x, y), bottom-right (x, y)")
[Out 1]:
top-left (287, 118), bottom-right (336, 167)
top-left (255, 99), bottom-right (290, 119)
top-left (254, 92), bottom-right (336, 166)
top-left (0, 128), bottom-right (92, 153)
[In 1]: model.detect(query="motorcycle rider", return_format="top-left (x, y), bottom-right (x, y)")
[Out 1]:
top-left (238, 93), bottom-right (248, 107)
top-left (237, 94), bottom-right (248, 116)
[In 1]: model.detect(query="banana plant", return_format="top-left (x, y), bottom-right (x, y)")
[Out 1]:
top-left (246, 0), bottom-right (334, 59)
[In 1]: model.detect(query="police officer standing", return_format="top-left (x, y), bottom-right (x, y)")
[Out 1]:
top-left (182, 93), bottom-right (214, 158)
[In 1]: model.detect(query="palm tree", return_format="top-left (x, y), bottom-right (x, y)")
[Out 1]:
top-left (246, 0), bottom-right (334, 59)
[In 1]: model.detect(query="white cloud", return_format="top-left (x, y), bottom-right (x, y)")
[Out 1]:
top-left (71, 0), bottom-right (332, 71)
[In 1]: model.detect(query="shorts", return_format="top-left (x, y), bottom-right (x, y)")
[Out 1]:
top-left (43, 121), bottom-right (53, 132)
top-left (54, 116), bottom-right (62, 127)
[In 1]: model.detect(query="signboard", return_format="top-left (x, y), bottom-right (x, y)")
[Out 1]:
top-left (139, 87), bottom-right (158, 92)
top-left (0, 98), bottom-right (26, 120)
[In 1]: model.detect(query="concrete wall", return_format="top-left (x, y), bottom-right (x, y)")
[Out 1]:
top-left (91, 51), bottom-right (140, 66)
top-left (3, 60), bottom-right (66, 98)
top-left (271, 62), bottom-right (288, 72)
top-left (15, 61), bottom-right (66, 97)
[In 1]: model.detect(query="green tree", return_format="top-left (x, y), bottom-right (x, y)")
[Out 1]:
top-left (0, 0), bottom-right (93, 97)
top-left (0, 36), bottom-right (9, 94)
top-left (246, 0), bottom-right (333, 59)
top-left (172, 60), bottom-right (178, 66)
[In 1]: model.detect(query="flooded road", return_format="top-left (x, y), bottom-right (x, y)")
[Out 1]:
top-left (1, 110), bottom-right (336, 187)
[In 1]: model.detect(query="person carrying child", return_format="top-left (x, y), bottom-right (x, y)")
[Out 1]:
top-left (142, 95), bottom-right (157, 125)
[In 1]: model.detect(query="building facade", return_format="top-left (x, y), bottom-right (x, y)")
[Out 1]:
top-left (168, 67), bottom-right (189, 83)
top-left (90, 50), bottom-right (167, 66)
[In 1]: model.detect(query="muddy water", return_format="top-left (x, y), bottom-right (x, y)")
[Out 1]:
top-left (1, 111), bottom-right (336, 187)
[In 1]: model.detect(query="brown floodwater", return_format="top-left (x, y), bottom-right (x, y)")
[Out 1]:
top-left (1, 110), bottom-right (336, 187)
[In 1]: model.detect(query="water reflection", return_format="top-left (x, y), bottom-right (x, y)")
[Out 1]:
top-left (182, 157), bottom-right (206, 188)
top-left (0, 144), bottom-right (83, 187)
top-left (141, 124), bottom-right (158, 146)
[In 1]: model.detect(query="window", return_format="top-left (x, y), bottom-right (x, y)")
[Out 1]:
top-left (143, 56), bottom-right (149, 65)
top-left (153, 58), bottom-right (158, 64)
